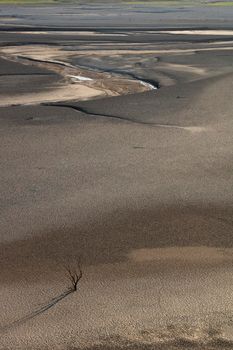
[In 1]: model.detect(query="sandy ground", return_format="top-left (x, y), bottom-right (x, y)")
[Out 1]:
top-left (0, 45), bottom-right (156, 106)
top-left (0, 84), bottom-right (105, 107)
top-left (0, 5), bottom-right (233, 350)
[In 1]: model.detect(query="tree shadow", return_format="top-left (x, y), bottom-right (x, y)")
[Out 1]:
top-left (0, 263), bottom-right (82, 333)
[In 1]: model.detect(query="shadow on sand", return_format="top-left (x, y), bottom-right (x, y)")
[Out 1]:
top-left (0, 288), bottom-right (74, 333)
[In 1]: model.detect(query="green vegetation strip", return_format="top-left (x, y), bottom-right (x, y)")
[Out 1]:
top-left (208, 1), bottom-right (233, 5)
top-left (0, 0), bottom-right (58, 3)
top-left (0, 0), bottom-right (232, 5)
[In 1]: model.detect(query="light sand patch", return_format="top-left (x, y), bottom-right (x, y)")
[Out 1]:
top-left (70, 46), bottom-right (233, 56)
top-left (140, 80), bottom-right (157, 90)
top-left (160, 62), bottom-right (206, 75)
top-left (0, 83), bottom-right (105, 107)
top-left (185, 126), bottom-right (207, 133)
top-left (129, 246), bottom-right (233, 264)
top-left (0, 45), bottom-right (63, 61)
top-left (68, 74), bottom-right (93, 82)
top-left (157, 30), bottom-right (233, 36)
top-left (212, 40), bottom-right (233, 45)
top-left (14, 31), bottom-right (128, 36)
top-left (0, 17), bottom-right (18, 22)
top-left (3, 44), bottom-right (233, 62)
top-left (157, 125), bottom-right (207, 133)
top-left (182, 126), bottom-right (207, 133)
top-left (154, 124), bottom-right (207, 132)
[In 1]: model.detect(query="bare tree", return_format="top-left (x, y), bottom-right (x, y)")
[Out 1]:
top-left (65, 262), bottom-right (83, 292)
top-left (1, 260), bottom-right (84, 333)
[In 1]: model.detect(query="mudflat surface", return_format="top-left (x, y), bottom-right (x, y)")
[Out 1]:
top-left (0, 57), bottom-right (53, 75)
top-left (0, 3), bottom-right (233, 350)
top-left (1, 3), bottom-right (233, 28)
top-left (0, 56), bottom-right (60, 95)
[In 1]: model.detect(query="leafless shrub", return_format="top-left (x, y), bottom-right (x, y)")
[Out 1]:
top-left (65, 261), bottom-right (83, 292)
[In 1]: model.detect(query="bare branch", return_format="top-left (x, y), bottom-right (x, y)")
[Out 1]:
top-left (65, 261), bottom-right (83, 291)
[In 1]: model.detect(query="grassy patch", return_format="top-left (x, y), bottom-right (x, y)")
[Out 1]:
top-left (0, 0), bottom-right (232, 5)
top-left (208, 1), bottom-right (233, 5)
top-left (0, 0), bottom-right (200, 3)
top-left (125, 0), bottom-right (233, 4)
top-left (0, 0), bottom-right (58, 3)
